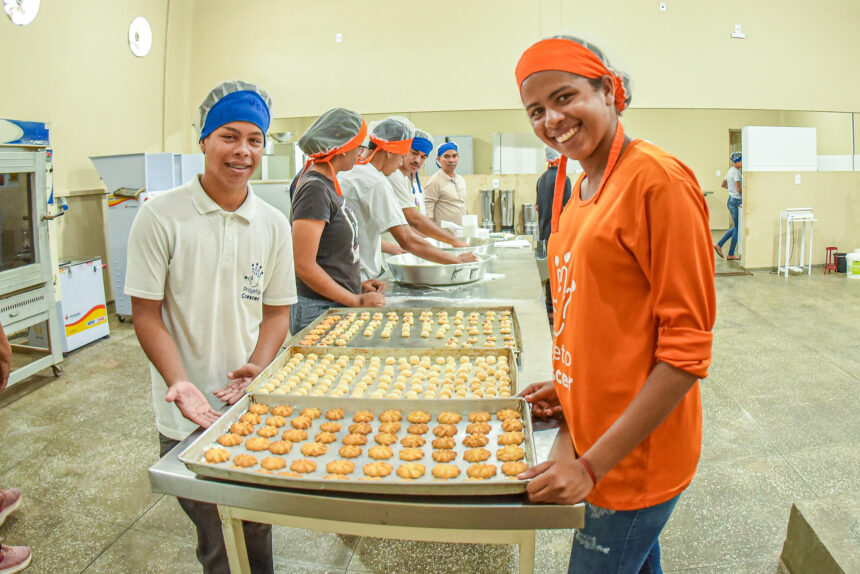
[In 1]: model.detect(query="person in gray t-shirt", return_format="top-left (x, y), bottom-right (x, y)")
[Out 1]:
top-left (714, 152), bottom-right (742, 260)
top-left (291, 108), bottom-right (386, 333)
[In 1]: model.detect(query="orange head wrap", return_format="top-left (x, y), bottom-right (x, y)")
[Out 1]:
top-left (357, 134), bottom-right (414, 166)
top-left (517, 38), bottom-right (628, 232)
top-left (300, 117), bottom-right (368, 196)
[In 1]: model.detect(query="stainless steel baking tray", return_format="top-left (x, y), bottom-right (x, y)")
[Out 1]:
top-left (424, 237), bottom-right (495, 258)
top-left (247, 345), bottom-right (518, 398)
top-left (179, 395), bottom-right (536, 496)
top-left (291, 306), bottom-right (522, 358)
top-left (386, 253), bottom-right (490, 286)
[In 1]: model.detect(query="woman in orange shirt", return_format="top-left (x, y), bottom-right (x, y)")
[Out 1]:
top-left (517, 36), bottom-right (716, 573)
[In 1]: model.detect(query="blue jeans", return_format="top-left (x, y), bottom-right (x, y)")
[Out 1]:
top-left (568, 494), bottom-right (681, 574)
top-left (717, 197), bottom-right (742, 256)
top-left (290, 294), bottom-right (340, 335)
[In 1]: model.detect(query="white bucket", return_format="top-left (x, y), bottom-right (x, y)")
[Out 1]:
top-left (847, 249), bottom-right (860, 279)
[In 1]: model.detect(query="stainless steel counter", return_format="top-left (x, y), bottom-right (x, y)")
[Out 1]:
top-left (148, 245), bottom-right (579, 534)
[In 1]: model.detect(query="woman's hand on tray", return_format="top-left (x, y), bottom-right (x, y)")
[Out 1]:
top-left (165, 381), bottom-right (221, 428)
top-left (361, 279), bottom-right (387, 294)
top-left (519, 380), bottom-right (563, 419)
top-left (356, 291), bottom-right (385, 307)
top-left (518, 456), bottom-right (593, 505)
top-left (457, 252), bottom-right (479, 263)
top-left (213, 363), bottom-right (264, 405)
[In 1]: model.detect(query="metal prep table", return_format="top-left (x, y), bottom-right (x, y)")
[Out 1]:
top-left (149, 245), bottom-right (581, 574)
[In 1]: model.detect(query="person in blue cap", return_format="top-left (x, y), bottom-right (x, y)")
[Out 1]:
top-left (387, 129), bottom-right (469, 247)
top-left (424, 141), bottom-right (469, 226)
top-left (714, 152), bottom-right (742, 260)
top-left (127, 80), bottom-right (297, 574)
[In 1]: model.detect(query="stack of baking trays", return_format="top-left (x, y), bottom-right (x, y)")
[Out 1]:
top-left (179, 306), bottom-right (537, 495)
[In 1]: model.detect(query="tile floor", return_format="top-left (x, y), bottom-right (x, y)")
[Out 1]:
top-left (1, 266), bottom-right (858, 573)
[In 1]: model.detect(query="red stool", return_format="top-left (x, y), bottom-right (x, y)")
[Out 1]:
top-left (825, 246), bottom-right (838, 274)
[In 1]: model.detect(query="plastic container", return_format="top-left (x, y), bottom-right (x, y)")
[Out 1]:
top-left (836, 253), bottom-right (847, 273)
top-left (846, 249), bottom-right (860, 279)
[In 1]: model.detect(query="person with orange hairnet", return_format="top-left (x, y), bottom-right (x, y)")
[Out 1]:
top-left (516, 36), bottom-right (715, 573)
top-left (291, 108), bottom-right (386, 334)
top-left (338, 117), bottom-right (476, 281)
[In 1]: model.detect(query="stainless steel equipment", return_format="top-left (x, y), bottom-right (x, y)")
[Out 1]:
top-left (479, 189), bottom-right (495, 230)
top-left (386, 253), bottom-right (489, 286)
top-left (498, 189), bottom-right (516, 232)
top-left (0, 136), bottom-right (64, 384)
top-left (522, 203), bottom-right (539, 243)
top-left (424, 237), bottom-right (495, 258)
top-left (179, 394), bottom-right (537, 496)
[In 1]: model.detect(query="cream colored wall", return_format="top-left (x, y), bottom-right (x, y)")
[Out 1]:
top-left (0, 1), bottom-right (169, 193)
top-left (742, 172), bottom-right (860, 269)
top-left (181, 0), bottom-right (860, 118)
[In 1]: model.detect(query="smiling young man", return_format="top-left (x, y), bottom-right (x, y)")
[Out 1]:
top-left (387, 129), bottom-right (468, 247)
top-left (126, 81), bottom-right (296, 574)
top-left (423, 141), bottom-right (469, 226)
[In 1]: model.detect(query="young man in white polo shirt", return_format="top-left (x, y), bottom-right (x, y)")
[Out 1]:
top-left (126, 81), bottom-right (296, 574)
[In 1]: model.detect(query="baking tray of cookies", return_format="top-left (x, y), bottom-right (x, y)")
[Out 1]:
top-left (246, 346), bottom-right (518, 399)
top-left (179, 395), bottom-right (536, 496)
top-left (291, 307), bottom-right (522, 359)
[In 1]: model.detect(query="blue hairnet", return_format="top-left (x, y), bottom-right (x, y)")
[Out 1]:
top-left (198, 80), bottom-right (272, 143)
top-left (435, 141), bottom-right (459, 168)
top-left (411, 129), bottom-right (433, 155)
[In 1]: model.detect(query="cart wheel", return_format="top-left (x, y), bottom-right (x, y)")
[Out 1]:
top-left (118, 316), bottom-right (126, 323)
top-left (52, 365), bottom-right (64, 377)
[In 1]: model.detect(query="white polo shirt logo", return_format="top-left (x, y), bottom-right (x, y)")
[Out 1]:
top-left (242, 262), bottom-right (264, 301)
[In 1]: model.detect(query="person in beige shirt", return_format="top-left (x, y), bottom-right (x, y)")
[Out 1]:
top-left (424, 141), bottom-right (468, 225)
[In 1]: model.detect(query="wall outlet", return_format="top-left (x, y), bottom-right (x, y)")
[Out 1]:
top-left (335, 33), bottom-right (343, 43)
top-left (795, 174), bottom-right (802, 184)
top-left (492, 178), bottom-right (500, 188)
top-left (659, 2), bottom-right (667, 11)
top-left (716, 169), bottom-right (721, 177)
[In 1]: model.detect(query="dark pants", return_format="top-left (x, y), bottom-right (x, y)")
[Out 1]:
top-left (159, 435), bottom-right (274, 574)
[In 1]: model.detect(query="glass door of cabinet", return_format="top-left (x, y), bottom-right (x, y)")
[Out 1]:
top-left (0, 171), bottom-right (36, 271)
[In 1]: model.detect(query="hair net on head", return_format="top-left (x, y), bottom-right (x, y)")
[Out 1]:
top-left (358, 116), bottom-right (415, 165)
top-left (545, 146), bottom-right (561, 162)
top-left (198, 80), bottom-right (272, 142)
top-left (411, 129), bottom-right (433, 155)
top-left (298, 108), bottom-right (364, 156)
top-left (296, 108), bottom-right (367, 197)
top-left (731, 152), bottom-right (742, 163)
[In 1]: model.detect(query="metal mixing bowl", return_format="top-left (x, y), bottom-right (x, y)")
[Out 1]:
top-left (386, 253), bottom-right (490, 286)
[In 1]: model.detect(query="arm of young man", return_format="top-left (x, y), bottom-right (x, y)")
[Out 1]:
top-left (381, 240), bottom-right (407, 255)
top-left (126, 206), bottom-right (221, 428)
top-left (214, 303), bottom-right (291, 404)
top-left (402, 207), bottom-right (468, 247)
top-left (132, 297), bottom-right (221, 427)
top-left (389, 224), bottom-right (477, 264)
